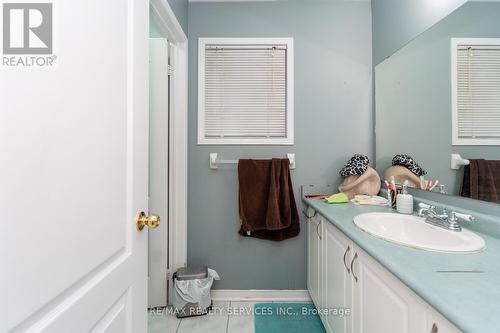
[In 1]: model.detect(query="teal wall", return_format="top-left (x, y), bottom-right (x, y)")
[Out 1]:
top-left (150, 16), bottom-right (164, 38)
top-left (371, 0), bottom-right (467, 65)
top-left (167, 0), bottom-right (188, 35)
top-left (187, 1), bottom-right (372, 289)
top-left (375, 2), bottom-right (500, 196)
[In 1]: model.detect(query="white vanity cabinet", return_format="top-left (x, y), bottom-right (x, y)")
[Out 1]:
top-left (424, 304), bottom-right (462, 333)
top-left (322, 220), bottom-right (353, 333)
top-left (306, 210), bottom-right (461, 333)
top-left (351, 245), bottom-right (426, 333)
top-left (307, 210), bottom-right (322, 305)
top-left (306, 207), bottom-right (352, 332)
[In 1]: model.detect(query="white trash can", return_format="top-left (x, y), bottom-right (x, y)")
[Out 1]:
top-left (172, 266), bottom-right (220, 318)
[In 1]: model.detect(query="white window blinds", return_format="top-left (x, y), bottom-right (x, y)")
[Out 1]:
top-left (456, 43), bottom-right (500, 144)
top-left (198, 39), bottom-right (293, 145)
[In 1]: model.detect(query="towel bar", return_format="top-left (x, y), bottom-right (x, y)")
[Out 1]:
top-left (451, 153), bottom-right (470, 170)
top-left (209, 153), bottom-right (296, 169)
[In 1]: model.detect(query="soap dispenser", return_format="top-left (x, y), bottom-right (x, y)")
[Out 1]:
top-left (396, 182), bottom-right (413, 215)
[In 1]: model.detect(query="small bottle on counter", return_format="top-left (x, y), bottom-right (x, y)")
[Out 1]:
top-left (439, 184), bottom-right (447, 195)
top-left (396, 182), bottom-right (413, 215)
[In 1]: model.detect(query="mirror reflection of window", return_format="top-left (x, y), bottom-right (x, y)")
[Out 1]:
top-left (375, 2), bottom-right (500, 203)
top-left (452, 39), bottom-right (500, 146)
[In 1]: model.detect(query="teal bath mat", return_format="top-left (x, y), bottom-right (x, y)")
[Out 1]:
top-left (254, 303), bottom-right (326, 333)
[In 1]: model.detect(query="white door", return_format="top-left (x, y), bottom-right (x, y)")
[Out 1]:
top-left (0, 0), bottom-right (150, 332)
top-left (148, 38), bottom-right (170, 308)
top-left (307, 214), bottom-right (321, 305)
top-left (323, 223), bottom-right (352, 333)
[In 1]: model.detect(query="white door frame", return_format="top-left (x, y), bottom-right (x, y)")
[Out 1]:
top-left (149, 0), bottom-right (188, 291)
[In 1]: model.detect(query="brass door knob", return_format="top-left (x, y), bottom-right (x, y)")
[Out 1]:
top-left (136, 212), bottom-right (160, 231)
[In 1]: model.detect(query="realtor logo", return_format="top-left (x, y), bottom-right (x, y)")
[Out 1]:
top-left (3, 3), bottom-right (52, 54)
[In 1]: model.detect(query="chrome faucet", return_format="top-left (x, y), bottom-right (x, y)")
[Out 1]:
top-left (417, 203), bottom-right (475, 232)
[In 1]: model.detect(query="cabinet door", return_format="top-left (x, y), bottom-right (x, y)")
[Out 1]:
top-left (307, 214), bottom-right (321, 305)
top-left (323, 222), bottom-right (353, 333)
top-left (425, 304), bottom-right (461, 333)
top-left (352, 247), bottom-right (425, 333)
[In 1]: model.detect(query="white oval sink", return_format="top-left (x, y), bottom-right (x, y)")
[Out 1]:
top-left (353, 212), bottom-right (485, 253)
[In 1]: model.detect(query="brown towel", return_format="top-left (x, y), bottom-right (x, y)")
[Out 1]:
top-left (461, 159), bottom-right (500, 204)
top-left (238, 158), bottom-right (300, 241)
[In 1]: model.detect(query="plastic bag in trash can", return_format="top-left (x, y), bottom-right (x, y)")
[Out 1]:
top-left (173, 268), bottom-right (220, 310)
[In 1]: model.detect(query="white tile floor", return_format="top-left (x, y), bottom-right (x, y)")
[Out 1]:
top-left (148, 301), bottom-right (312, 333)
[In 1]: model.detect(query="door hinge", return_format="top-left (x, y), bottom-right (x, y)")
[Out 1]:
top-left (167, 65), bottom-right (174, 76)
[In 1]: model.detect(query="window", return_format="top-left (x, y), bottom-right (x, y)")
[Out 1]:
top-left (452, 38), bottom-right (500, 145)
top-left (198, 38), bottom-right (294, 145)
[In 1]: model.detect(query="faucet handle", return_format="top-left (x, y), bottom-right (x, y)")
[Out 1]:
top-left (419, 202), bottom-right (431, 209)
top-left (418, 203), bottom-right (436, 212)
top-left (453, 211), bottom-right (475, 222)
top-left (417, 203), bottom-right (437, 217)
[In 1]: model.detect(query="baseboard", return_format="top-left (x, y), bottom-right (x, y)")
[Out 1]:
top-left (210, 289), bottom-right (311, 302)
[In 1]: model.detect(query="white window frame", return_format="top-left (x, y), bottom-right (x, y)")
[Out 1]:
top-left (451, 37), bottom-right (500, 146)
top-left (197, 37), bottom-right (294, 145)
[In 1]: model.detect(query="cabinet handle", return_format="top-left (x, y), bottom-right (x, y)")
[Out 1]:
top-left (343, 246), bottom-right (351, 274)
top-left (431, 323), bottom-right (438, 333)
top-left (350, 252), bottom-right (359, 282)
top-left (302, 208), bottom-right (317, 220)
top-left (316, 219), bottom-right (322, 240)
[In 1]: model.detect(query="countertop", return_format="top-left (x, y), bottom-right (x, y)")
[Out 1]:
top-left (303, 197), bottom-right (500, 333)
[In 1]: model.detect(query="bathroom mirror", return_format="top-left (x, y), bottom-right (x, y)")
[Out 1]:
top-left (375, 1), bottom-right (500, 204)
